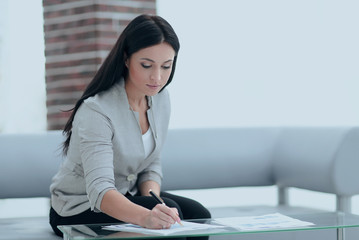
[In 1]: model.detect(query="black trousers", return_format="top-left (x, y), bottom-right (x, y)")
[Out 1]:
top-left (50, 191), bottom-right (211, 239)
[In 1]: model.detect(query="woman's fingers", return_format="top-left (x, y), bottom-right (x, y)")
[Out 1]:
top-left (171, 207), bottom-right (179, 216)
top-left (155, 204), bottom-right (176, 223)
top-left (152, 204), bottom-right (179, 227)
top-left (170, 207), bottom-right (183, 225)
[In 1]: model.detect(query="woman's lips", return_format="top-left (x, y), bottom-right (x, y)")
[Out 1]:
top-left (147, 84), bottom-right (160, 90)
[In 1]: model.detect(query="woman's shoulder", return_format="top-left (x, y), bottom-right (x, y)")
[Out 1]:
top-left (84, 82), bottom-right (126, 111)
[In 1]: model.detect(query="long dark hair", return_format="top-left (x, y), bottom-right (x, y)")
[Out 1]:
top-left (62, 14), bottom-right (180, 155)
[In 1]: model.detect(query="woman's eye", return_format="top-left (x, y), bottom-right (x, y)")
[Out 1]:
top-left (162, 65), bottom-right (171, 70)
top-left (141, 63), bottom-right (151, 69)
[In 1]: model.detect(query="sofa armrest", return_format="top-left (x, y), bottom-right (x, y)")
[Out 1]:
top-left (273, 127), bottom-right (359, 197)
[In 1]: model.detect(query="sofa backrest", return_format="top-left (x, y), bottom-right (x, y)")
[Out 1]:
top-left (0, 131), bottom-right (64, 198)
top-left (1, 127), bottom-right (359, 200)
top-left (161, 128), bottom-right (280, 191)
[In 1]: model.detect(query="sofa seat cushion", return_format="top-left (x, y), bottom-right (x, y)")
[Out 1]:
top-left (0, 217), bottom-right (61, 240)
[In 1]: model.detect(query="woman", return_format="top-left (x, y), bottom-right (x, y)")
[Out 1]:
top-left (49, 14), bottom-right (211, 237)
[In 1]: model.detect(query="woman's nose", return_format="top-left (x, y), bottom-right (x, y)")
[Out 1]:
top-left (150, 68), bottom-right (161, 81)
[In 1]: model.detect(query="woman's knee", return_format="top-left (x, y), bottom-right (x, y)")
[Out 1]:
top-left (197, 205), bottom-right (211, 219)
top-left (49, 208), bottom-right (64, 237)
top-left (160, 192), bottom-right (211, 220)
top-left (161, 197), bottom-right (184, 219)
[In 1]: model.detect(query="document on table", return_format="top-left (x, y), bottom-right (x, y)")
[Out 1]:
top-left (214, 213), bottom-right (314, 231)
top-left (103, 213), bottom-right (314, 235)
top-left (103, 221), bottom-right (225, 236)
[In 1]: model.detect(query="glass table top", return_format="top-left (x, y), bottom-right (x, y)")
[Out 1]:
top-left (58, 212), bottom-right (359, 240)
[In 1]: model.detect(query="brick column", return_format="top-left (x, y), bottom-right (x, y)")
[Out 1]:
top-left (43, 0), bottom-right (156, 130)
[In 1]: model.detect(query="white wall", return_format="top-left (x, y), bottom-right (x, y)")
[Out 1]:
top-left (158, 0), bottom-right (359, 214)
top-left (158, 0), bottom-right (359, 129)
top-left (0, 0), bottom-right (46, 133)
top-left (1, 0), bottom-right (358, 132)
top-left (0, 0), bottom-right (8, 131)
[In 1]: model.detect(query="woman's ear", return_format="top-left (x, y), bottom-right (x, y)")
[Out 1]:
top-left (124, 53), bottom-right (129, 68)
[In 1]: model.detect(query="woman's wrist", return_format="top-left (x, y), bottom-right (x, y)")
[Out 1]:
top-left (136, 207), bottom-right (152, 227)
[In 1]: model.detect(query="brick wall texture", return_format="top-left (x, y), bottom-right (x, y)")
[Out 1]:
top-left (43, 0), bottom-right (157, 130)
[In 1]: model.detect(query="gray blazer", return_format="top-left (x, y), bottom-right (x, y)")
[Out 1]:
top-left (50, 80), bottom-right (171, 217)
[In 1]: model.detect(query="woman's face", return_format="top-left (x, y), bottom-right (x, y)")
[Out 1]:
top-left (125, 42), bottom-right (175, 97)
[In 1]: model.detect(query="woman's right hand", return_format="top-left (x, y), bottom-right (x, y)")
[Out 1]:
top-left (142, 204), bottom-right (181, 229)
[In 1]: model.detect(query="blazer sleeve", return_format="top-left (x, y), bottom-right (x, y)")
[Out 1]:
top-left (137, 157), bottom-right (163, 187)
top-left (74, 103), bottom-right (117, 212)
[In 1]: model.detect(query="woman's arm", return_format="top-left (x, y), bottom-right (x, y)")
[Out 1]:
top-left (139, 180), bottom-right (161, 197)
top-left (100, 189), bottom-right (181, 229)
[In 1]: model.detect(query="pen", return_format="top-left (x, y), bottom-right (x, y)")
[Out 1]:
top-left (149, 189), bottom-right (165, 205)
top-left (149, 189), bottom-right (183, 226)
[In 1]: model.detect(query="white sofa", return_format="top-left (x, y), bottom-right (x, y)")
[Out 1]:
top-left (1, 127), bottom-right (359, 239)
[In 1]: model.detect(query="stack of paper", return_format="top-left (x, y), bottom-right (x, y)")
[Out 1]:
top-left (103, 213), bottom-right (315, 236)
top-left (214, 213), bottom-right (314, 231)
top-left (103, 221), bottom-right (224, 236)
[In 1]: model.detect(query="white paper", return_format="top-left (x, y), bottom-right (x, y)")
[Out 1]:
top-left (214, 213), bottom-right (314, 231)
top-left (103, 221), bottom-right (224, 236)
